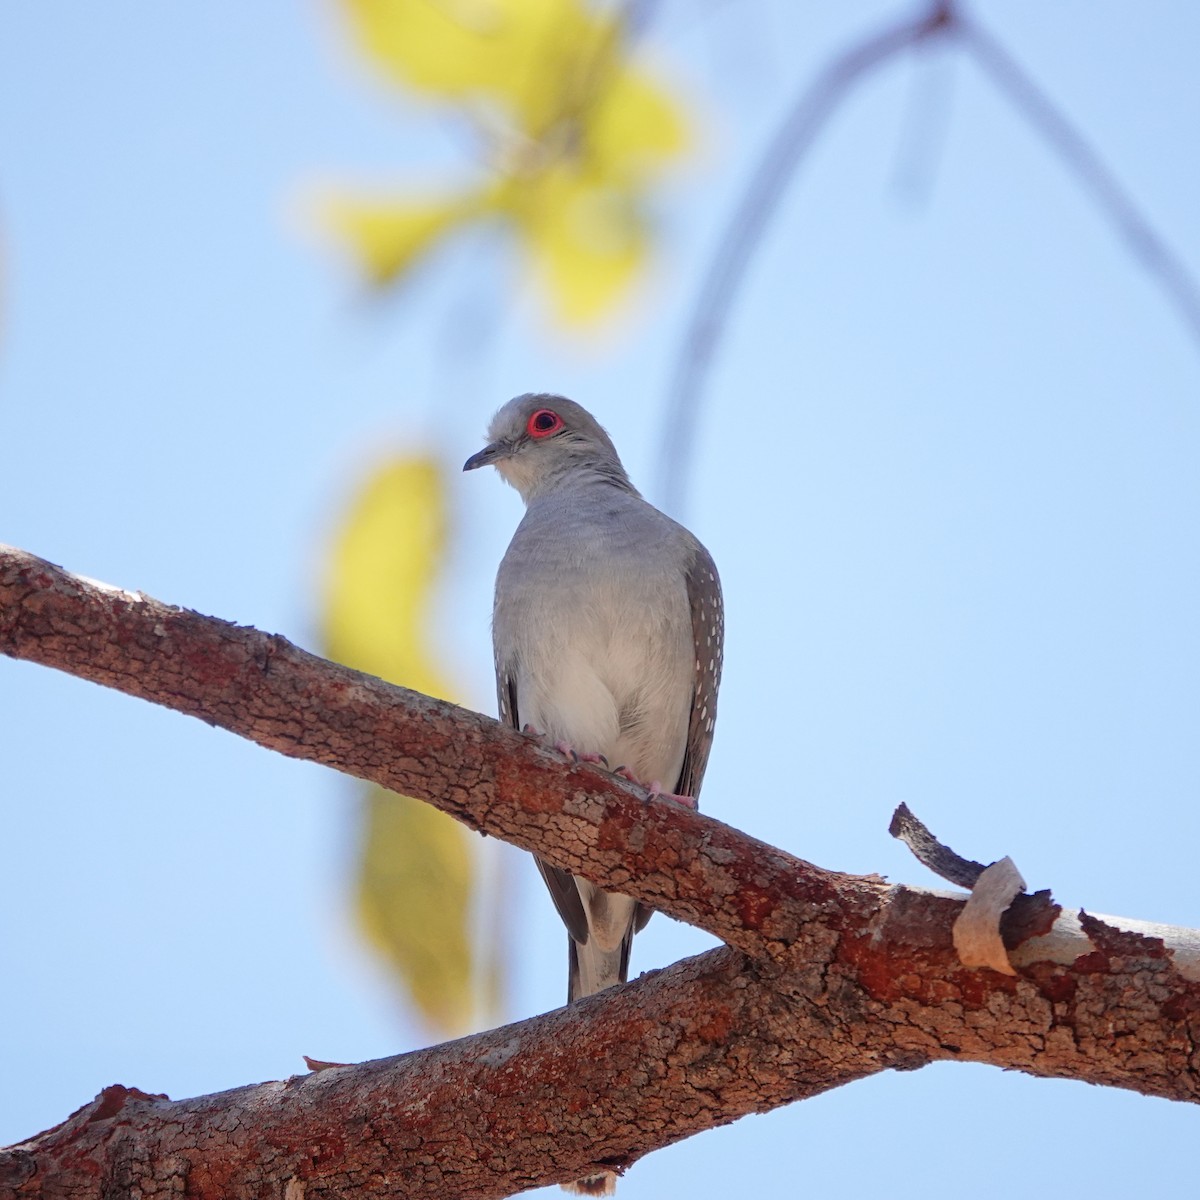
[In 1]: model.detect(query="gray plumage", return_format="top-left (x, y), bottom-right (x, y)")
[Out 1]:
top-left (464, 393), bottom-right (723, 1196)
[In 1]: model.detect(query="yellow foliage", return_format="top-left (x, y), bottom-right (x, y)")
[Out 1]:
top-left (357, 786), bottom-right (474, 1034)
top-left (321, 192), bottom-right (484, 286)
top-left (495, 168), bottom-right (645, 324)
top-left (323, 454), bottom-right (491, 1036)
top-left (344, 0), bottom-right (615, 135)
top-left (582, 64), bottom-right (687, 169)
top-left (323, 0), bottom-right (691, 323)
top-left (325, 455), bottom-right (449, 697)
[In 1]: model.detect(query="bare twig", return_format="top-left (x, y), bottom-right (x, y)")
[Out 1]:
top-left (889, 800), bottom-right (987, 888)
top-left (660, 3), bottom-right (1200, 515)
top-left (659, 2), bottom-right (954, 513)
top-left (959, 14), bottom-right (1200, 351)
top-left (888, 802), bottom-right (1063, 951)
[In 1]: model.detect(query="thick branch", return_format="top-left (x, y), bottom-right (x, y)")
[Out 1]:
top-left (0, 544), bottom-right (843, 963)
top-left (0, 950), bottom-right (864, 1199)
top-left (5, 902), bottom-right (1200, 1197)
top-left (4, 542), bottom-right (1200, 1197)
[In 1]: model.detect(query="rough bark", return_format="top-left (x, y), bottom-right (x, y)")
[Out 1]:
top-left (0, 950), bottom-right (878, 1200)
top-left (3, 543), bottom-right (1200, 1199)
top-left (0, 544), bottom-right (869, 964)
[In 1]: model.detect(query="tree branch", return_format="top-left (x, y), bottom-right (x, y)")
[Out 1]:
top-left (659, 2), bottom-right (953, 513)
top-left (0, 949), bottom-right (882, 1200)
top-left (959, 13), bottom-right (1200, 352)
top-left (659, 1), bottom-right (1200, 515)
top-left (0, 544), bottom-right (838, 962)
top-left (4, 541), bottom-right (1200, 1197)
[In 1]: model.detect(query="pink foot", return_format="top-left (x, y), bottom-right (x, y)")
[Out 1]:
top-left (534, 736), bottom-right (607, 768)
top-left (552, 734), bottom-right (609, 763)
top-left (613, 766), bottom-right (697, 809)
top-left (647, 781), bottom-right (698, 810)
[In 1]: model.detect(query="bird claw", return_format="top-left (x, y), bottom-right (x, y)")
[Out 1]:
top-left (530, 729), bottom-right (609, 768)
top-left (647, 781), bottom-right (698, 810)
top-left (612, 767), bottom-right (698, 809)
top-left (522, 734), bottom-right (644, 786)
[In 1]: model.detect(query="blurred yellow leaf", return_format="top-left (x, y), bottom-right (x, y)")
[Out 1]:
top-left (324, 0), bottom-right (693, 324)
top-left (324, 454), bottom-right (493, 1036)
top-left (357, 785), bottom-right (474, 1033)
top-left (585, 65), bottom-right (688, 169)
top-left (320, 191), bottom-right (483, 287)
top-left (342, 0), bottom-right (602, 134)
top-left (502, 168), bottom-right (645, 324)
top-left (325, 455), bottom-right (449, 694)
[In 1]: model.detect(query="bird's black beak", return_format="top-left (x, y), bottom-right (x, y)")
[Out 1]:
top-left (463, 441), bottom-right (507, 472)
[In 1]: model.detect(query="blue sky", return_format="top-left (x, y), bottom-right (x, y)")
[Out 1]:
top-left (2, 2), bottom-right (1199, 1196)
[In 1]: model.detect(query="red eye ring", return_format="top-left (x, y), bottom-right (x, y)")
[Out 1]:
top-left (527, 408), bottom-right (564, 439)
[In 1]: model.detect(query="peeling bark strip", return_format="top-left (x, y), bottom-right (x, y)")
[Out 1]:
top-left (952, 857), bottom-right (1026, 976)
top-left (4, 542), bottom-right (1200, 1198)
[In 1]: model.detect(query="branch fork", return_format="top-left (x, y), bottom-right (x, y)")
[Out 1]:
top-left (3, 544), bottom-right (1200, 1199)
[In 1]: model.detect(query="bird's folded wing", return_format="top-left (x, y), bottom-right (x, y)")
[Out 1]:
top-left (675, 543), bottom-right (724, 802)
top-left (496, 660), bottom-right (590, 944)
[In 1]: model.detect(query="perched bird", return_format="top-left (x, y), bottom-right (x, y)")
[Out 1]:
top-left (464, 394), bottom-right (723, 1195)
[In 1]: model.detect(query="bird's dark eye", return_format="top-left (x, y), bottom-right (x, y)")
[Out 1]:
top-left (527, 409), bottom-right (564, 438)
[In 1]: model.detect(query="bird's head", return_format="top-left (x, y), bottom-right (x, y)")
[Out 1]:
top-left (463, 393), bottom-right (633, 502)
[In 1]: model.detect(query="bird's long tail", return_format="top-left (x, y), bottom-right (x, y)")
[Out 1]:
top-left (567, 928), bottom-right (633, 1005)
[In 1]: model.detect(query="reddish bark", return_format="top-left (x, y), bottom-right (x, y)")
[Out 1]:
top-left (3, 543), bottom-right (1199, 1199)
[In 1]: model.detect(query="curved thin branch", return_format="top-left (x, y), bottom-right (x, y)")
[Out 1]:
top-left (660, 3), bottom-right (1200, 515)
top-left (659, 3), bottom-right (954, 513)
top-left (959, 15), bottom-right (1200, 350)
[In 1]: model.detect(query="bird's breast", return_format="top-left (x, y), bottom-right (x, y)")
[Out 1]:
top-left (494, 509), bottom-right (693, 783)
